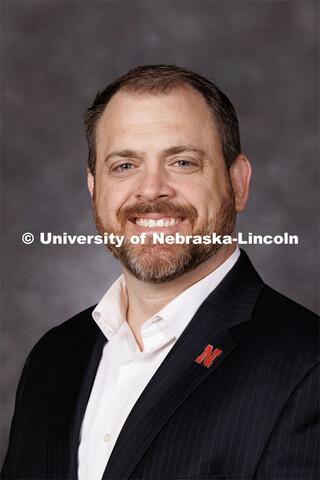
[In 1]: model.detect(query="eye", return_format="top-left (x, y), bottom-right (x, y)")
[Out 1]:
top-left (171, 159), bottom-right (199, 173)
top-left (174, 160), bottom-right (193, 167)
top-left (110, 162), bottom-right (137, 177)
top-left (115, 163), bottom-right (133, 171)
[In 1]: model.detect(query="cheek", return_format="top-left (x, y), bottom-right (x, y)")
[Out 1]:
top-left (182, 178), bottom-right (223, 218)
top-left (95, 182), bottom-right (129, 220)
top-left (197, 195), bottom-right (219, 222)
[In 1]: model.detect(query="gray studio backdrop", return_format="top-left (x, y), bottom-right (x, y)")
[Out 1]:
top-left (1, 0), bottom-right (319, 464)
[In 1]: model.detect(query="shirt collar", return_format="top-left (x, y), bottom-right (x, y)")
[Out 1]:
top-left (152, 246), bottom-right (240, 340)
top-left (93, 247), bottom-right (240, 342)
top-left (92, 276), bottom-right (128, 341)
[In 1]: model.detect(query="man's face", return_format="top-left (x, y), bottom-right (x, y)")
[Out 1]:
top-left (89, 86), bottom-right (238, 283)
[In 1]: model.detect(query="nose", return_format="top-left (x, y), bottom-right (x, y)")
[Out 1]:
top-left (135, 166), bottom-right (175, 203)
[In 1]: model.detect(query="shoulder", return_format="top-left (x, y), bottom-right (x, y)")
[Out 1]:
top-left (251, 285), bottom-right (319, 359)
top-left (11, 305), bottom-right (103, 407)
top-left (257, 284), bottom-right (318, 327)
top-left (26, 305), bottom-right (100, 362)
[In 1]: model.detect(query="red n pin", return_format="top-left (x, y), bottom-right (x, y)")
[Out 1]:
top-left (195, 345), bottom-right (222, 368)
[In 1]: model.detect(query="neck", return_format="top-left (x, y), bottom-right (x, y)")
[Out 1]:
top-left (122, 244), bottom-right (235, 349)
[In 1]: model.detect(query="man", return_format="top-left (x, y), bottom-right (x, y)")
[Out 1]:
top-left (2, 65), bottom-right (318, 480)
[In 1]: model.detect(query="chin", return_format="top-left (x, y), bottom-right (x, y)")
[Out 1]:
top-left (115, 241), bottom-right (222, 284)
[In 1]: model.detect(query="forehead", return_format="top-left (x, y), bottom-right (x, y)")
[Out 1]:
top-left (103, 85), bottom-right (212, 117)
top-left (95, 86), bottom-right (220, 152)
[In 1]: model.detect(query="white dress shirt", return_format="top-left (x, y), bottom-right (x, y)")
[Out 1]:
top-left (78, 247), bottom-right (240, 480)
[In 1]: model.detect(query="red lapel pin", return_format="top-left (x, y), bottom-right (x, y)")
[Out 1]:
top-left (195, 344), bottom-right (222, 368)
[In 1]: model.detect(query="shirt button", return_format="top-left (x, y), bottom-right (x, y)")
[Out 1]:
top-left (127, 363), bottom-right (136, 372)
top-left (104, 433), bottom-right (111, 443)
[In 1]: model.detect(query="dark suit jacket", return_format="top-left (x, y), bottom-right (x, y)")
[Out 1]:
top-left (1, 251), bottom-right (319, 479)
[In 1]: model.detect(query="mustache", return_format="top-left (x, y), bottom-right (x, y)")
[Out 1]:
top-left (117, 201), bottom-right (198, 224)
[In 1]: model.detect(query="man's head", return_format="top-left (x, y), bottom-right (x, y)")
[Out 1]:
top-left (84, 65), bottom-right (241, 176)
top-left (85, 65), bottom-right (251, 283)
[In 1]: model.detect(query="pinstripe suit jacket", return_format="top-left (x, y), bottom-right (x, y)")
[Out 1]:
top-left (1, 251), bottom-right (319, 479)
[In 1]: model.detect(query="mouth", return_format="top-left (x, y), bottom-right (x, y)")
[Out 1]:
top-left (130, 215), bottom-right (184, 228)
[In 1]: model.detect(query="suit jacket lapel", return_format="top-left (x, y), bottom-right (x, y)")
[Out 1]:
top-left (103, 250), bottom-right (264, 479)
top-left (46, 315), bottom-right (106, 479)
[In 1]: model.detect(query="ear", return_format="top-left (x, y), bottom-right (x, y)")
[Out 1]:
top-left (229, 154), bottom-right (251, 212)
top-left (87, 168), bottom-right (94, 198)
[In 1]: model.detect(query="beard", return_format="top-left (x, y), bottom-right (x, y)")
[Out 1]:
top-left (92, 182), bottom-right (236, 284)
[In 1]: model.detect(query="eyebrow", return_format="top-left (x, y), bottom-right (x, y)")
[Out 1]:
top-left (164, 146), bottom-right (206, 157)
top-left (104, 145), bottom-right (206, 164)
top-left (104, 150), bottom-right (142, 164)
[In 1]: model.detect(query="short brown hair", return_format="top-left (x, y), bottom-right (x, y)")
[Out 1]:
top-left (84, 65), bottom-right (241, 175)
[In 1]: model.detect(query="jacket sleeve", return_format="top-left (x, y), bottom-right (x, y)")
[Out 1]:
top-left (1, 356), bottom-right (33, 479)
top-left (255, 363), bottom-right (319, 480)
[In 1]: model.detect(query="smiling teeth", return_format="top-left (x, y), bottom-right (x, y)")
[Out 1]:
top-left (135, 218), bottom-right (181, 227)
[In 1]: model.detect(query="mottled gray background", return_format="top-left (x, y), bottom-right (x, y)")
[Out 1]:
top-left (1, 0), bottom-right (319, 464)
